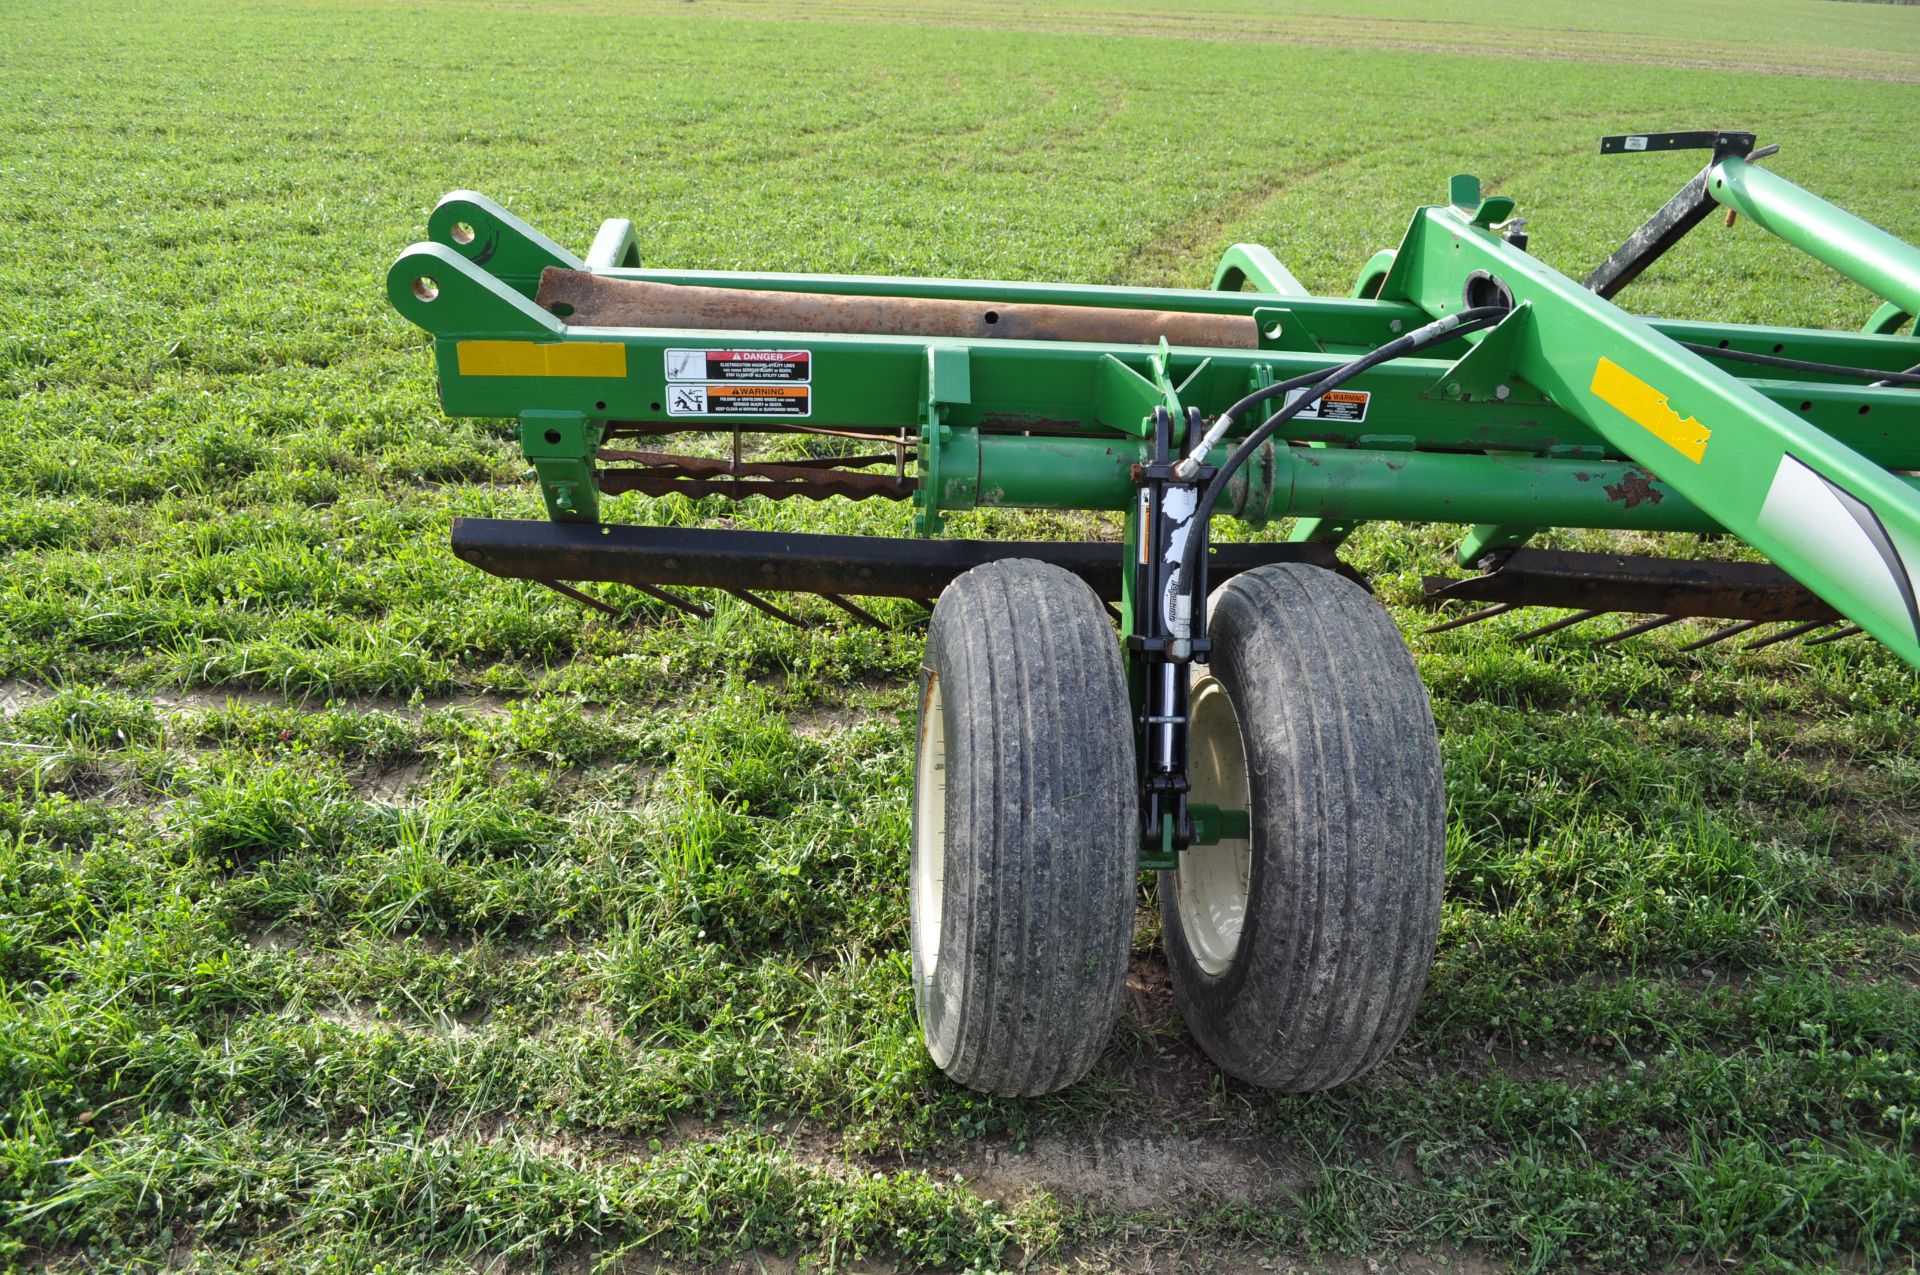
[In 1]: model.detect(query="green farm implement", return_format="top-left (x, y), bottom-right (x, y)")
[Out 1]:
top-left (389, 132), bottom-right (1920, 1096)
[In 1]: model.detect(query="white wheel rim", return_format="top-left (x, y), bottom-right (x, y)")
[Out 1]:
top-left (1177, 673), bottom-right (1252, 976)
top-left (912, 672), bottom-right (947, 981)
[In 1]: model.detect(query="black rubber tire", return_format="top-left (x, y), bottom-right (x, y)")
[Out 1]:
top-left (1160, 563), bottom-right (1445, 1091)
top-left (910, 559), bottom-right (1137, 1097)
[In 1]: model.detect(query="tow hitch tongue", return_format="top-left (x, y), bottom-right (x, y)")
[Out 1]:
top-left (389, 133), bottom-right (1920, 1097)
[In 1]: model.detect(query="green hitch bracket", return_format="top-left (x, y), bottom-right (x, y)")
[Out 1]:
top-left (1425, 302), bottom-right (1533, 403)
top-left (1288, 517), bottom-right (1357, 546)
top-left (386, 243), bottom-right (565, 340)
top-left (1449, 174), bottom-right (1516, 228)
top-left (1457, 523), bottom-right (1536, 565)
top-left (916, 344), bottom-right (974, 535)
top-left (520, 410), bottom-right (602, 523)
top-left (1351, 249), bottom-right (1397, 300)
top-left (1213, 242), bottom-right (1307, 296)
top-left (425, 190), bottom-right (585, 293)
top-left (1253, 306), bottom-right (1324, 353)
top-left (1865, 300), bottom-right (1913, 336)
top-left (585, 218), bottom-right (641, 269)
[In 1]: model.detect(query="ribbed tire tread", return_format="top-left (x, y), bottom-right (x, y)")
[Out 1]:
top-left (913, 559), bottom-right (1137, 1097)
top-left (1162, 563), bottom-right (1444, 1091)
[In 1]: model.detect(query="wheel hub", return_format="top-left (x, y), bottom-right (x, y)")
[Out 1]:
top-left (1176, 674), bottom-right (1251, 975)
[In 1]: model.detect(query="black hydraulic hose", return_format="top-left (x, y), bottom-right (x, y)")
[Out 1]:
top-left (1170, 306), bottom-right (1509, 648)
top-left (1678, 341), bottom-right (1920, 387)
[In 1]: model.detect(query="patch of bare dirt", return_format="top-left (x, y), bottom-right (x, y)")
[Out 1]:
top-left (146, 686), bottom-right (528, 718)
top-left (1119, 951), bottom-right (1225, 1107)
top-left (359, 758), bottom-right (427, 804)
top-left (571, 1247), bottom-right (1507, 1275)
top-left (789, 705), bottom-right (873, 739)
top-left (1082, 1245), bottom-right (1513, 1275)
top-left (1479, 1046), bottom-right (1625, 1088)
top-left (953, 1129), bottom-right (1303, 1211)
top-left (0, 679), bottom-right (50, 716)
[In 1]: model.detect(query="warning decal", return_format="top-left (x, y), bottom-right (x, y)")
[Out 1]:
top-left (665, 383), bottom-right (811, 417)
top-left (665, 349), bottom-right (811, 383)
top-left (1285, 387), bottom-right (1369, 424)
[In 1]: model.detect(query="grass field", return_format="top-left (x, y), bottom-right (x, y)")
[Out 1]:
top-left (5, 1), bottom-right (1920, 1270)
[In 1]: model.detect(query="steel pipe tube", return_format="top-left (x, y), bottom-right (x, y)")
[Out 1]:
top-left (1708, 156), bottom-right (1920, 319)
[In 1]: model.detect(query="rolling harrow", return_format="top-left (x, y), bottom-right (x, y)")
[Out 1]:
top-left (389, 132), bottom-right (1920, 1096)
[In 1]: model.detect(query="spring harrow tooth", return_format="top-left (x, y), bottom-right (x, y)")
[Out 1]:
top-left (1514, 608), bottom-right (1602, 642)
top-left (722, 588), bottom-right (811, 629)
top-left (1423, 602), bottom-right (1515, 634)
top-left (1679, 618), bottom-right (1769, 651)
top-left (1805, 625), bottom-right (1867, 646)
top-left (630, 582), bottom-right (713, 620)
top-left (535, 578), bottom-right (623, 617)
top-left (1744, 619), bottom-right (1831, 650)
top-left (1593, 614), bottom-right (1681, 645)
top-left (818, 592), bottom-right (890, 629)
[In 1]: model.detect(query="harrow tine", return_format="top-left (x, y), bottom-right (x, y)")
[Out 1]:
top-left (1744, 619), bottom-right (1830, 651)
top-left (819, 592), bottom-right (890, 629)
top-left (1805, 625), bottom-right (1866, 646)
top-left (630, 581), bottom-right (713, 620)
top-left (723, 588), bottom-right (810, 629)
top-left (1679, 619), bottom-right (1767, 651)
top-left (1515, 609), bottom-right (1601, 642)
top-left (1593, 614), bottom-right (1680, 645)
top-left (536, 578), bottom-right (621, 618)
top-left (1423, 602), bottom-right (1515, 635)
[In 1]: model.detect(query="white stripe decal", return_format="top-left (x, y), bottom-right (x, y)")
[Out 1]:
top-left (1756, 454), bottom-right (1920, 642)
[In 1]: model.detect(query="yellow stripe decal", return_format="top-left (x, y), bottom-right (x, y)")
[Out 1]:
top-left (456, 340), bottom-right (627, 378)
top-left (1590, 357), bottom-right (1710, 463)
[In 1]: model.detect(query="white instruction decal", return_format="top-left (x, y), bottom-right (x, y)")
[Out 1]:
top-left (1284, 387), bottom-right (1370, 424)
top-left (665, 348), bottom-right (811, 383)
top-left (665, 384), bottom-right (811, 417)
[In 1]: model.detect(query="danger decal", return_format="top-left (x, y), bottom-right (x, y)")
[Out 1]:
top-left (665, 348), bottom-right (811, 383)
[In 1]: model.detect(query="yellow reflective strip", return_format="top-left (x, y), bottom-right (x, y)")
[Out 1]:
top-left (456, 340), bottom-right (627, 378)
top-left (1590, 357), bottom-right (1710, 463)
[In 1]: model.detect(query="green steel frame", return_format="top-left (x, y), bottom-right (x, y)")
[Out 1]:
top-left (387, 164), bottom-right (1920, 669)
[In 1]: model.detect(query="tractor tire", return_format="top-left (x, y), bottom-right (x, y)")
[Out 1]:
top-left (911, 559), bottom-right (1137, 1096)
top-left (1161, 563), bottom-right (1445, 1090)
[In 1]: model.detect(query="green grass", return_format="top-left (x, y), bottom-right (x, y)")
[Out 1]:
top-left (4, 1), bottom-right (1920, 1270)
